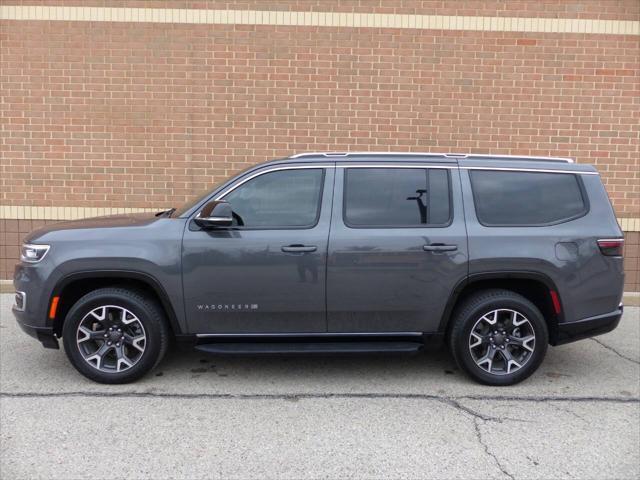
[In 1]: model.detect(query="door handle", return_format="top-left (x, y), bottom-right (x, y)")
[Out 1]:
top-left (281, 245), bottom-right (317, 253)
top-left (423, 244), bottom-right (458, 252)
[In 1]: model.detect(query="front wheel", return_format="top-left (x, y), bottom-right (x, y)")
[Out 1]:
top-left (449, 289), bottom-right (548, 386)
top-left (62, 287), bottom-right (169, 384)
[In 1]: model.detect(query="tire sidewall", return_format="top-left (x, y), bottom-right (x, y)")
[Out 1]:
top-left (62, 290), bottom-right (164, 384)
top-left (454, 295), bottom-right (548, 386)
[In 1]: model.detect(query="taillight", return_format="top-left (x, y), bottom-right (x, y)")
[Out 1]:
top-left (597, 238), bottom-right (624, 257)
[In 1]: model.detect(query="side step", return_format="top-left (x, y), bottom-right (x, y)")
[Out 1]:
top-left (194, 341), bottom-right (424, 355)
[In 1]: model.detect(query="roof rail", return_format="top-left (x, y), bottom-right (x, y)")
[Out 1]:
top-left (288, 152), bottom-right (574, 163)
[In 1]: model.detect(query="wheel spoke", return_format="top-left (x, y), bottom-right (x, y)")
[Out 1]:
top-left (89, 306), bottom-right (106, 322)
top-left (114, 344), bottom-right (133, 372)
top-left (85, 343), bottom-right (112, 369)
top-left (511, 311), bottom-right (527, 327)
top-left (508, 334), bottom-right (535, 352)
top-left (499, 348), bottom-right (522, 374)
top-left (77, 326), bottom-right (106, 343)
top-left (123, 333), bottom-right (146, 353)
top-left (476, 347), bottom-right (497, 372)
top-left (480, 310), bottom-right (498, 326)
top-left (121, 308), bottom-right (137, 325)
top-left (469, 332), bottom-right (483, 349)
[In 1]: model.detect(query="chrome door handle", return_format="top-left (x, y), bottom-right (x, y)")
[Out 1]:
top-left (281, 245), bottom-right (317, 253)
top-left (423, 244), bottom-right (458, 252)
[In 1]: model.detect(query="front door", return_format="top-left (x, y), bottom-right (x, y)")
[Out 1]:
top-left (182, 165), bottom-right (334, 334)
top-left (327, 164), bottom-right (468, 333)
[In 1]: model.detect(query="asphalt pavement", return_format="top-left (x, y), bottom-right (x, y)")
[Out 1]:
top-left (1, 293), bottom-right (638, 479)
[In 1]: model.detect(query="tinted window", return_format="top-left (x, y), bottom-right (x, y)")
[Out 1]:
top-left (470, 170), bottom-right (587, 226)
top-left (224, 169), bottom-right (324, 228)
top-left (344, 168), bottom-right (451, 227)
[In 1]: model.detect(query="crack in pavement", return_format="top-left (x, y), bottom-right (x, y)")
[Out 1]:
top-left (473, 417), bottom-right (516, 480)
top-left (440, 397), bottom-right (503, 422)
top-left (1, 389), bottom-right (635, 480)
top-left (589, 338), bottom-right (640, 365)
top-left (550, 403), bottom-right (589, 423)
top-left (1, 391), bottom-right (638, 403)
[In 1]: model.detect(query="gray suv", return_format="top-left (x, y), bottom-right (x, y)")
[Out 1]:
top-left (12, 153), bottom-right (625, 385)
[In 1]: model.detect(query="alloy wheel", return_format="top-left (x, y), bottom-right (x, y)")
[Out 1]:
top-left (76, 305), bottom-right (147, 373)
top-left (468, 308), bottom-right (536, 376)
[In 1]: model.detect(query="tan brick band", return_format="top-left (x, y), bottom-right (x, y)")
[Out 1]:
top-left (0, 206), bottom-right (158, 221)
top-left (0, 205), bottom-right (638, 231)
top-left (1, 5), bottom-right (638, 35)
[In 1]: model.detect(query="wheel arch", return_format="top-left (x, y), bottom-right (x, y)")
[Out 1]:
top-left (50, 270), bottom-right (181, 337)
top-left (439, 271), bottom-right (563, 343)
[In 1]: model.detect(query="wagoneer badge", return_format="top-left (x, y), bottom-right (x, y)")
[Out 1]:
top-left (197, 304), bottom-right (259, 311)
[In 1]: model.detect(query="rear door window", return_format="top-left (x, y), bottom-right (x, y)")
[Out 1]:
top-left (469, 170), bottom-right (588, 226)
top-left (343, 168), bottom-right (451, 227)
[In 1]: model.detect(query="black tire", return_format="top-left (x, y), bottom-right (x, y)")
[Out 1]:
top-left (62, 287), bottom-right (169, 384)
top-left (448, 289), bottom-right (548, 386)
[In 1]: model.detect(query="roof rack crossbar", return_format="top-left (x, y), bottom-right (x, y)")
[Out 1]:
top-left (288, 152), bottom-right (574, 163)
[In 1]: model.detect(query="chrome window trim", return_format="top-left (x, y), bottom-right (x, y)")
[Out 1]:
top-left (461, 166), bottom-right (598, 175)
top-left (290, 151), bottom-right (444, 158)
top-left (214, 164), bottom-right (334, 200)
top-left (336, 164), bottom-right (455, 169)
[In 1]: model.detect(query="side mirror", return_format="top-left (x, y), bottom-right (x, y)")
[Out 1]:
top-left (194, 200), bottom-right (233, 228)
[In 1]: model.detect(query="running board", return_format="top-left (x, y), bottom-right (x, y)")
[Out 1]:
top-left (194, 341), bottom-right (424, 355)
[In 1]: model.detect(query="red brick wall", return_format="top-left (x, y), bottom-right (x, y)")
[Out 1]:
top-left (2, 5), bottom-right (638, 212)
top-left (0, 219), bottom-right (57, 279)
top-left (624, 232), bottom-right (639, 292)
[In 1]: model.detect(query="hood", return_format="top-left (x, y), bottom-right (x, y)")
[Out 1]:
top-left (25, 212), bottom-right (161, 243)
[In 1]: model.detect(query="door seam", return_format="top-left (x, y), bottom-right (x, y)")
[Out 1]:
top-left (324, 162), bottom-right (337, 332)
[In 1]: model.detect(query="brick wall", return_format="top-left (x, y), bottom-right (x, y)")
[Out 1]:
top-left (0, 219), bottom-right (58, 279)
top-left (1, 1), bottom-right (639, 289)
top-left (9, 1), bottom-right (640, 20)
top-left (625, 232), bottom-right (639, 292)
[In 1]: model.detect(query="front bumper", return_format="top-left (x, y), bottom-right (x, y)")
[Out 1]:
top-left (13, 262), bottom-right (60, 349)
top-left (13, 312), bottom-right (59, 349)
top-left (552, 304), bottom-right (623, 346)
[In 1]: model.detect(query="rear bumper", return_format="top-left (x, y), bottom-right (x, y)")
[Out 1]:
top-left (552, 305), bottom-right (623, 346)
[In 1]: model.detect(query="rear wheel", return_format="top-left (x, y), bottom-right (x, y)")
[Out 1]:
top-left (62, 287), bottom-right (169, 384)
top-left (449, 289), bottom-right (548, 386)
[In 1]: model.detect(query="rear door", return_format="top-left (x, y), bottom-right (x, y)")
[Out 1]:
top-left (326, 162), bottom-right (468, 333)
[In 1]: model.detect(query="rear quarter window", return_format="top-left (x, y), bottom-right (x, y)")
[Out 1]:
top-left (469, 170), bottom-right (588, 226)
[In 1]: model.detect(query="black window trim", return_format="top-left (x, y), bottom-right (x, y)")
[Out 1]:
top-left (468, 169), bottom-right (591, 228)
top-left (342, 166), bottom-right (454, 229)
top-left (212, 166), bottom-right (328, 231)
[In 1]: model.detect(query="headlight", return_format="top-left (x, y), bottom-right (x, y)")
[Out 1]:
top-left (20, 244), bottom-right (50, 263)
